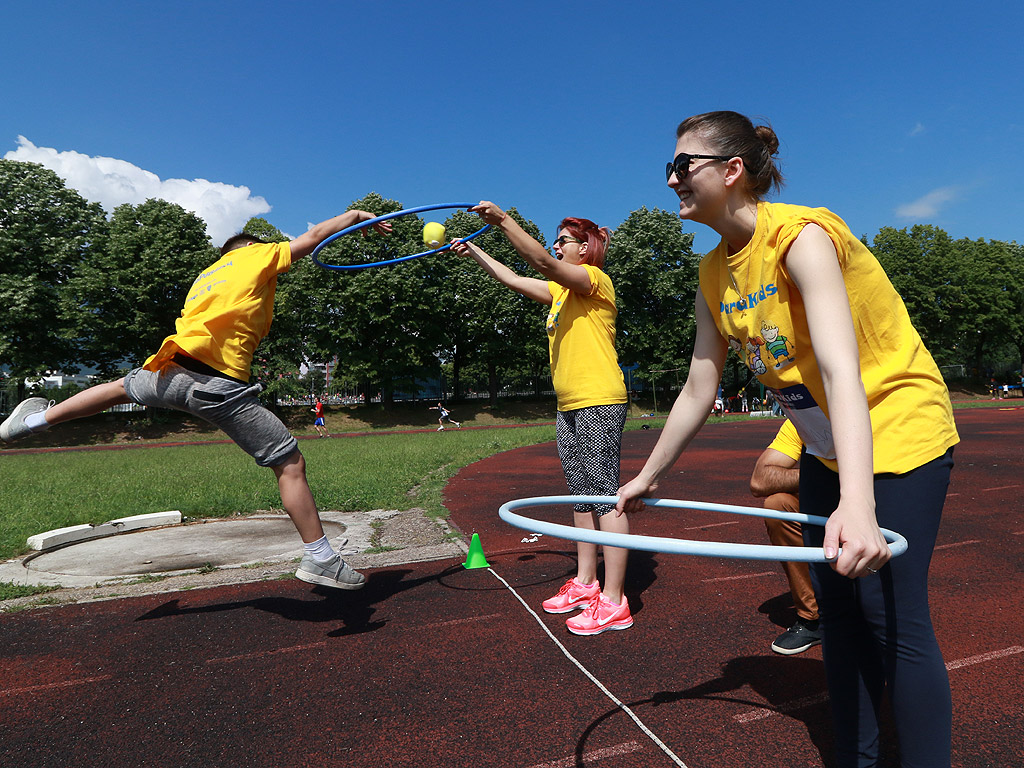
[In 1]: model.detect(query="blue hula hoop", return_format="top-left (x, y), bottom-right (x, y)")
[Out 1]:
top-left (498, 495), bottom-right (909, 562)
top-left (310, 202), bottom-right (491, 270)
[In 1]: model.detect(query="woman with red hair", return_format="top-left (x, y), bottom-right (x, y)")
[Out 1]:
top-left (452, 201), bottom-right (632, 636)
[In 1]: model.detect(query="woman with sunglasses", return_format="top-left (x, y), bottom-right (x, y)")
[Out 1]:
top-left (616, 112), bottom-right (958, 767)
top-left (451, 203), bottom-right (632, 636)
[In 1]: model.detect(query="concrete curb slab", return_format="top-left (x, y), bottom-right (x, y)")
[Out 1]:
top-left (26, 511), bottom-right (183, 551)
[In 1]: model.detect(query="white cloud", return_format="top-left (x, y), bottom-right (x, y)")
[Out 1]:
top-left (3, 136), bottom-right (271, 246)
top-left (895, 186), bottom-right (960, 219)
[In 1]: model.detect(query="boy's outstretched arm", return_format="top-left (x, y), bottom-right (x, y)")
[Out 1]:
top-left (289, 210), bottom-right (391, 260)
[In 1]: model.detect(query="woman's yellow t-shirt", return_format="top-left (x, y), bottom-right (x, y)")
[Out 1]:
top-left (699, 202), bottom-right (958, 474)
top-left (144, 242), bottom-right (293, 381)
top-left (546, 264), bottom-right (627, 412)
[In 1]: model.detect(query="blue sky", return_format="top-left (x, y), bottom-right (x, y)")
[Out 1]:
top-left (3, 1), bottom-right (1021, 255)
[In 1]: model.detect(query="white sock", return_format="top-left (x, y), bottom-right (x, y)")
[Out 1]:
top-left (303, 535), bottom-right (336, 563)
top-left (24, 411), bottom-right (51, 432)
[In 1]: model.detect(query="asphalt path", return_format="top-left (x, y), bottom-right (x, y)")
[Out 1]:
top-left (1, 407), bottom-right (1021, 768)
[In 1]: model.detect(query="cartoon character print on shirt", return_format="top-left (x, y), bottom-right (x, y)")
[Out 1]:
top-left (546, 297), bottom-right (563, 334)
top-left (745, 338), bottom-right (767, 376)
top-left (760, 320), bottom-right (794, 369)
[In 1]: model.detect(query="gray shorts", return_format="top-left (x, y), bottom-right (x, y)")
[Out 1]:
top-left (122, 363), bottom-right (298, 467)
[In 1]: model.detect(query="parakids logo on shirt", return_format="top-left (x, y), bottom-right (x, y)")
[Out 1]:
top-left (186, 260), bottom-right (234, 304)
top-left (769, 383), bottom-right (817, 410)
top-left (198, 260), bottom-right (233, 280)
top-left (721, 282), bottom-right (777, 315)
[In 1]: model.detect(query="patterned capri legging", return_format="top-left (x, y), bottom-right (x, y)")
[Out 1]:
top-left (555, 403), bottom-right (628, 516)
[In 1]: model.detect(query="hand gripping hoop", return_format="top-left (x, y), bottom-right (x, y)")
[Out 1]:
top-left (498, 496), bottom-right (908, 562)
top-left (310, 202), bottom-right (491, 270)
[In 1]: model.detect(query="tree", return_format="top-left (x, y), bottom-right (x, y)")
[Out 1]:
top-left (241, 217), bottom-right (290, 244)
top-left (69, 199), bottom-right (217, 372)
top-left (604, 207), bottom-right (699, 395)
top-left (870, 225), bottom-right (958, 356)
top-left (951, 236), bottom-right (1023, 375)
top-left (437, 208), bottom-right (549, 404)
top-left (0, 159), bottom-right (108, 386)
top-left (1010, 241), bottom-right (1024, 371)
top-left (281, 193), bottom-right (448, 406)
top-left (870, 226), bottom-right (1024, 375)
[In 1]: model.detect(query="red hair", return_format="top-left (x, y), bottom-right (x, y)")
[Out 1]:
top-left (558, 217), bottom-right (611, 268)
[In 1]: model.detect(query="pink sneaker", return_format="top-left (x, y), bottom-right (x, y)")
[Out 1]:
top-left (542, 578), bottom-right (600, 614)
top-left (566, 594), bottom-right (633, 635)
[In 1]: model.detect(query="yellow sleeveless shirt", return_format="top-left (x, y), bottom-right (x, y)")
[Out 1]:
top-left (699, 202), bottom-right (958, 474)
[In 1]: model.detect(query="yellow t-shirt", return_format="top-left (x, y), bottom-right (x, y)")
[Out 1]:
top-left (144, 242), bottom-right (293, 381)
top-left (699, 202), bottom-right (958, 474)
top-left (768, 419), bottom-right (803, 463)
top-left (546, 264), bottom-right (627, 411)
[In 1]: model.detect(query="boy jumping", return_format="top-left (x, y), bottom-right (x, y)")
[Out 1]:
top-left (1, 209), bottom-right (390, 590)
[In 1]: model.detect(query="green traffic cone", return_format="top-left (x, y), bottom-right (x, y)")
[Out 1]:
top-left (463, 533), bottom-right (490, 569)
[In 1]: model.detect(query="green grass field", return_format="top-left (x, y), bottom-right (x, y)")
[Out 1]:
top-left (0, 387), bottom-right (996, 568)
top-left (0, 425), bottom-right (564, 563)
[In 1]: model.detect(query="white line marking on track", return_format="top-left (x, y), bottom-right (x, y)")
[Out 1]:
top-left (734, 692), bottom-right (828, 723)
top-left (207, 642), bottom-right (327, 664)
top-left (945, 645), bottom-right (1024, 671)
top-left (682, 521), bottom-right (740, 531)
top-left (934, 540), bottom-right (983, 551)
top-left (703, 571), bottom-right (776, 584)
top-left (525, 740), bottom-right (643, 768)
top-left (488, 567), bottom-right (689, 767)
top-left (0, 675), bottom-right (113, 696)
top-left (423, 613), bottom-right (505, 629)
top-left (982, 485), bottom-right (1020, 492)
top-left (733, 645), bottom-right (1024, 723)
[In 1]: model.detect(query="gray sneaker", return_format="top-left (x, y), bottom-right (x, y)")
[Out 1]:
top-left (296, 554), bottom-right (366, 590)
top-left (0, 397), bottom-right (50, 443)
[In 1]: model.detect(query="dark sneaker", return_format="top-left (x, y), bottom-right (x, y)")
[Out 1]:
top-left (296, 554), bottom-right (366, 590)
top-left (0, 397), bottom-right (50, 443)
top-left (771, 618), bottom-right (822, 655)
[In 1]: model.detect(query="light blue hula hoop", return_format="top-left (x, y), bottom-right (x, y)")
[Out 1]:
top-left (498, 496), bottom-right (908, 562)
top-left (310, 202), bottom-right (491, 270)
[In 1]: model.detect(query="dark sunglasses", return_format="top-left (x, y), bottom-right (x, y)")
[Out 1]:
top-left (553, 235), bottom-right (582, 247)
top-left (665, 152), bottom-right (733, 182)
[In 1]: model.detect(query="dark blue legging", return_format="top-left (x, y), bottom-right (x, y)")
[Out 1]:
top-left (801, 449), bottom-right (954, 768)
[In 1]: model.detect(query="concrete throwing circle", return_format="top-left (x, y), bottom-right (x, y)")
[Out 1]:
top-left (24, 517), bottom-right (348, 578)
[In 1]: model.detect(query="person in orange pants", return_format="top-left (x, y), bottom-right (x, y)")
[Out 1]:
top-left (750, 418), bottom-right (821, 654)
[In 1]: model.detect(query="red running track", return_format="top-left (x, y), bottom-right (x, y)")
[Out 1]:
top-left (0, 407), bottom-right (1021, 767)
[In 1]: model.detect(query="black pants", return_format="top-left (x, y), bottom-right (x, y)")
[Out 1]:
top-left (801, 449), bottom-right (954, 768)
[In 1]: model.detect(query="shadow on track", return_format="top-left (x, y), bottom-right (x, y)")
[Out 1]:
top-left (574, 653), bottom-right (837, 767)
top-left (133, 565), bottom-right (476, 637)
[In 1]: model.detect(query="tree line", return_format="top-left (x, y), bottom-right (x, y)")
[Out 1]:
top-left (2, 158), bottom-right (1022, 406)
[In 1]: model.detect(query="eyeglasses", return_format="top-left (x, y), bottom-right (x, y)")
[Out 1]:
top-left (666, 152), bottom-right (733, 182)
top-left (553, 235), bottom-right (582, 247)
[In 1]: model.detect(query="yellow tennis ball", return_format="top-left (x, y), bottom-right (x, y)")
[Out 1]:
top-left (423, 221), bottom-right (446, 247)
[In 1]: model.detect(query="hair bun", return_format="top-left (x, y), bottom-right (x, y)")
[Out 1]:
top-left (754, 124), bottom-right (780, 156)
